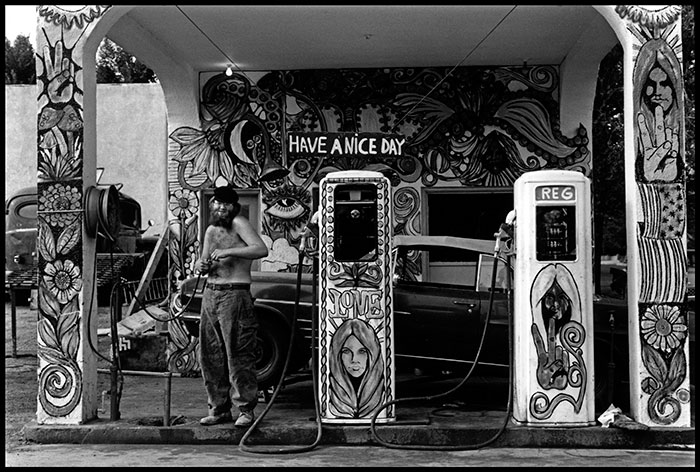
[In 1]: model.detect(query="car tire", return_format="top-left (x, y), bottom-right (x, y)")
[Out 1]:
top-left (254, 314), bottom-right (291, 389)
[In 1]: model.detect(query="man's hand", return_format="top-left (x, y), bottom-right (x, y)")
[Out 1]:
top-left (195, 258), bottom-right (211, 274)
top-left (210, 248), bottom-right (232, 261)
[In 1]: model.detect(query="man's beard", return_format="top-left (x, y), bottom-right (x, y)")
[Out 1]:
top-left (211, 210), bottom-right (234, 228)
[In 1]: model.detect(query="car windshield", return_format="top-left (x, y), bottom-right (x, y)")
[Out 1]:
top-left (119, 200), bottom-right (141, 229)
top-left (392, 238), bottom-right (509, 292)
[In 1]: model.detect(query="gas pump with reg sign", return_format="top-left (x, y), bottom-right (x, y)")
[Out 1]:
top-left (318, 170), bottom-right (395, 424)
top-left (512, 170), bottom-right (595, 426)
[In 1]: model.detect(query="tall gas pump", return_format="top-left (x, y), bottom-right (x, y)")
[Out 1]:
top-left (511, 170), bottom-right (595, 426)
top-left (318, 170), bottom-right (395, 424)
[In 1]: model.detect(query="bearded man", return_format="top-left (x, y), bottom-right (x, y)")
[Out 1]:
top-left (194, 184), bottom-right (268, 427)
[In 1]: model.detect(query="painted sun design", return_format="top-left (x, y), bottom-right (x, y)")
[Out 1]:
top-left (615, 5), bottom-right (682, 29)
top-left (640, 305), bottom-right (687, 353)
top-left (38, 5), bottom-right (111, 30)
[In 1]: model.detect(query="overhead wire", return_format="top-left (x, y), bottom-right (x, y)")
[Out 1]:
top-left (175, 5), bottom-right (255, 84)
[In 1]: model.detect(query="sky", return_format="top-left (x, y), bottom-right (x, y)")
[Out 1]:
top-left (5, 5), bottom-right (37, 46)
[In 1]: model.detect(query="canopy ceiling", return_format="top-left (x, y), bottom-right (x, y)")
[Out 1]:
top-left (111, 5), bottom-right (607, 72)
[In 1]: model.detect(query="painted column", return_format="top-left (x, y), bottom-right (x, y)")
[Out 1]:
top-left (34, 5), bottom-right (112, 424)
top-left (318, 170), bottom-right (395, 423)
top-left (615, 5), bottom-right (691, 427)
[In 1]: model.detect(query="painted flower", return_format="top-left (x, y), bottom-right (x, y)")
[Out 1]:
top-left (43, 259), bottom-right (82, 304)
top-left (169, 188), bottom-right (198, 220)
top-left (640, 305), bottom-right (687, 353)
top-left (170, 124), bottom-right (236, 183)
top-left (38, 184), bottom-right (81, 227)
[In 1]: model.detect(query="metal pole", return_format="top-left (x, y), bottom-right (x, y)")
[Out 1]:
top-left (10, 288), bottom-right (17, 358)
top-left (163, 372), bottom-right (172, 426)
top-left (110, 283), bottom-right (121, 421)
top-left (607, 311), bottom-right (616, 406)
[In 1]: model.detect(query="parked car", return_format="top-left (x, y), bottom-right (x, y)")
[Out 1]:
top-left (178, 235), bottom-right (695, 413)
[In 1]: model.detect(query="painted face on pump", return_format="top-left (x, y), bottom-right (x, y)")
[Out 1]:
top-left (341, 334), bottom-right (369, 378)
top-left (541, 280), bottom-right (572, 332)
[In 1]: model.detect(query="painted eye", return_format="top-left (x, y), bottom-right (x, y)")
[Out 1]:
top-left (265, 196), bottom-right (307, 220)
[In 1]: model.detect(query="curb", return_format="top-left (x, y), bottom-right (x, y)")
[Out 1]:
top-left (21, 420), bottom-right (695, 449)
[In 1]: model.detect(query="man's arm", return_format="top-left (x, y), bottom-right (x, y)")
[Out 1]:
top-left (195, 226), bottom-right (213, 274)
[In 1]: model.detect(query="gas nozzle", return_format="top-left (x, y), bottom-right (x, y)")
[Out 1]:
top-left (494, 210), bottom-right (516, 254)
top-left (300, 211), bottom-right (320, 255)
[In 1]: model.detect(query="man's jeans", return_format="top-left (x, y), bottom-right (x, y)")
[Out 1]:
top-left (199, 284), bottom-right (258, 416)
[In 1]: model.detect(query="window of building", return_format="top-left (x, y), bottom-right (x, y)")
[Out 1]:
top-left (423, 188), bottom-right (513, 284)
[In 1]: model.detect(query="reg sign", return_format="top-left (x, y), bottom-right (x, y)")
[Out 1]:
top-left (535, 185), bottom-right (576, 202)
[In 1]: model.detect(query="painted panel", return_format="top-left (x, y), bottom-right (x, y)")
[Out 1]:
top-left (317, 171), bottom-right (395, 423)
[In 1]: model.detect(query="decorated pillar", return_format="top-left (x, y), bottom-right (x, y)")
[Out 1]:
top-left (34, 5), bottom-right (115, 424)
top-left (597, 5), bottom-right (691, 427)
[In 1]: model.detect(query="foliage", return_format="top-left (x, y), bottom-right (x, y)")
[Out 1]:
top-left (682, 5), bottom-right (695, 248)
top-left (5, 34), bottom-right (36, 84)
top-left (592, 44), bottom-right (626, 256)
top-left (95, 37), bottom-right (158, 84)
top-left (4, 34), bottom-right (157, 84)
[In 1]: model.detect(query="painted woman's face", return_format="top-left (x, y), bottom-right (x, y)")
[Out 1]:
top-left (644, 65), bottom-right (674, 114)
top-left (542, 281), bottom-right (572, 323)
top-left (341, 334), bottom-right (368, 378)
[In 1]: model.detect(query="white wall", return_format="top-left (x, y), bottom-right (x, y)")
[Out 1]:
top-left (5, 83), bottom-right (167, 237)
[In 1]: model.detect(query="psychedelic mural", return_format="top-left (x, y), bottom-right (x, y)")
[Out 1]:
top-left (165, 65), bottom-right (590, 373)
top-left (167, 63), bottom-right (586, 289)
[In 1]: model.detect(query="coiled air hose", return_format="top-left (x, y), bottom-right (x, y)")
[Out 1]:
top-left (239, 249), bottom-right (323, 454)
top-left (370, 251), bottom-right (514, 450)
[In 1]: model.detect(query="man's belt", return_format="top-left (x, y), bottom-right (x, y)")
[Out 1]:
top-left (205, 282), bottom-right (251, 291)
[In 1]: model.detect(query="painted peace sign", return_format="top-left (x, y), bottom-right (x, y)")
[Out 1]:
top-left (637, 105), bottom-right (679, 181)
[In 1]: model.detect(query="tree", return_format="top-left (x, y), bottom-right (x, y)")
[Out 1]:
top-left (96, 38), bottom-right (158, 84)
top-left (5, 34), bottom-right (157, 84)
top-left (682, 5), bottom-right (695, 250)
top-left (5, 34), bottom-right (36, 84)
top-left (592, 42), bottom-right (625, 257)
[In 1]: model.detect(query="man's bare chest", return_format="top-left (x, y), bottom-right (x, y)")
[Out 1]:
top-left (209, 227), bottom-right (243, 249)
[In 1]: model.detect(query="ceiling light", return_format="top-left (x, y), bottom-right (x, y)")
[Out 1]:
top-left (225, 65), bottom-right (233, 76)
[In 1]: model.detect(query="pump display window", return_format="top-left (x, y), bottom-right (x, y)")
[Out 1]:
top-left (535, 206), bottom-right (577, 261)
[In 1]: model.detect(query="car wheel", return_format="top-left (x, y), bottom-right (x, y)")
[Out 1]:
top-left (254, 315), bottom-right (290, 389)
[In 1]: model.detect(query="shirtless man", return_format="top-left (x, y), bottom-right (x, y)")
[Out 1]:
top-left (194, 184), bottom-right (268, 427)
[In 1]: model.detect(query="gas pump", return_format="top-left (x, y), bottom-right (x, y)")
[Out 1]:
top-left (511, 170), bottom-right (595, 427)
top-left (318, 170), bottom-right (395, 424)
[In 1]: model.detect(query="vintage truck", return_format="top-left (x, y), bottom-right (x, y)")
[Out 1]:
top-left (5, 182), bottom-right (160, 305)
